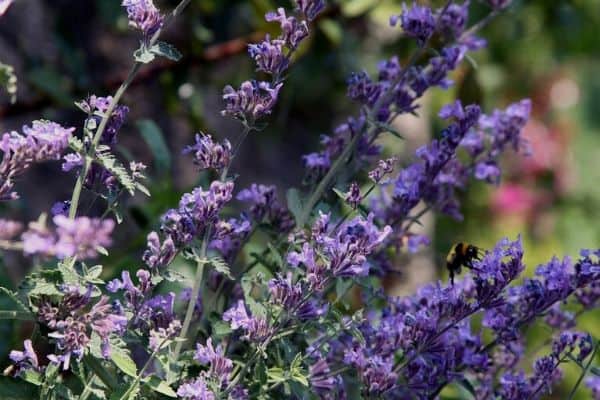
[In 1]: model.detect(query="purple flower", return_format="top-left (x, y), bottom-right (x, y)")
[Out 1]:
top-left (183, 133), bottom-right (231, 172)
top-left (121, 0), bottom-right (163, 40)
top-left (0, 218), bottom-right (22, 239)
top-left (265, 8), bottom-right (309, 49)
top-left (21, 215), bottom-right (115, 259)
top-left (222, 81), bottom-right (283, 122)
top-left (438, 2), bottom-right (469, 37)
top-left (1, 121), bottom-right (74, 200)
top-left (53, 215), bottom-right (115, 259)
top-left (479, 99), bottom-right (531, 157)
top-left (237, 184), bottom-right (294, 233)
top-left (369, 157), bottom-right (396, 183)
top-left (248, 38), bottom-right (289, 77)
top-left (194, 338), bottom-right (233, 386)
top-left (143, 231), bottom-right (176, 269)
top-left (309, 358), bottom-right (338, 394)
top-left (177, 377), bottom-right (216, 400)
top-left (223, 300), bottom-right (271, 342)
top-left (295, 0), bottom-right (325, 21)
top-left (50, 201), bottom-right (70, 217)
top-left (474, 160), bottom-right (501, 183)
top-left (391, 3), bottom-right (436, 46)
top-left (9, 340), bottom-right (40, 375)
top-left (344, 182), bottom-right (362, 209)
top-left (61, 153), bottom-right (83, 172)
top-left (210, 216), bottom-right (252, 262)
top-left (586, 376), bottom-right (600, 400)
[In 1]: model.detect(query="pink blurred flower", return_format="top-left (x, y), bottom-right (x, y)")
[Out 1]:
top-left (491, 183), bottom-right (537, 217)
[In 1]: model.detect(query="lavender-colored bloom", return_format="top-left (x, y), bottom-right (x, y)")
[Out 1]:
top-left (302, 152), bottom-right (330, 182)
top-left (265, 8), bottom-right (309, 50)
top-left (222, 81), bottom-right (282, 122)
top-left (61, 153), bottom-right (83, 172)
top-left (479, 99), bottom-right (531, 157)
top-left (210, 216), bottom-right (252, 262)
top-left (586, 376), bottom-right (600, 400)
top-left (295, 0), bottom-right (325, 21)
top-left (0, 218), bottom-right (22, 239)
top-left (177, 377), bottom-right (216, 400)
top-left (9, 340), bottom-right (40, 375)
top-left (149, 320), bottom-right (181, 351)
top-left (369, 157), bottom-right (396, 183)
top-left (344, 182), bottom-right (361, 209)
top-left (391, 3), bottom-right (436, 46)
top-left (50, 201), bottom-right (70, 217)
top-left (474, 160), bottom-right (501, 183)
top-left (194, 338), bottom-right (233, 386)
top-left (21, 215), bottom-right (114, 259)
top-left (53, 215), bottom-right (114, 259)
top-left (438, 2), bottom-right (469, 37)
top-left (223, 300), bottom-right (271, 342)
top-left (497, 371), bottom-right (532, 400)
top-left (309, 358), bottom-right (337, 393)
top-left (143, 231), bottom-right (176, 269)
top-left (405, 234), bottom-right (430, 253)
top-left (1, 121), bottom-right (74, 200)
top-left (237, 183), bottom-right (294, 232)
top-left (183, 133), bottom-right (231, 172)
top-left (248, 38), bottom-right (289, 77)
top-left (122, 0), bottom-right (163, 40)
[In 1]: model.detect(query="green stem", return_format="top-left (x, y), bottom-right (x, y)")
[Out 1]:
top-left (173, 253), bottom-right (206, 358)
top-left (79, 374), bottom-right (97, 400)
top-left (298, 131), bottom-right (363, 227)
top-left (567, 342), bottom-right (598, 400)
top-left (119, 337), bottom-right (171, 400)
top-left (83, 355), bottom-right (118, 391)
top-left (67, 0), bottom-right (194, 220)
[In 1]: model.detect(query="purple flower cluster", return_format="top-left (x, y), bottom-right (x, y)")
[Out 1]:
top-left (21, 215), bottom-right (114, 259)
top-left (36, 285), bottom-right (126, 370)
top-left (121, 0), bottom-right (163, 40)
top-left (183, 133), bottom-right (231, 172)
top-left (210, 216), bottom-right (252, 262)
top-left (223, 300), bottom-right (271, 342)
top-left (236, 184), bottom-right (294, 233)
top-left (8, 339), bottom-right (40, 376)
top-left (288, 212), bottom-right (391, 287)
top-left (143, 180), bottom-right (234, 269)
top-left (391, 3), bottom-right (436, 45)
top-left (222, 1), bottom-right (324, 124)
top-left (1, 120), bottom-right (74, 200)
top-left (64, 95), bottom-right (132, 191)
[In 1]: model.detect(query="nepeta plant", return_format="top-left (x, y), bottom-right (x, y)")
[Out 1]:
top-left (1, 1), bottom-right (599, 399)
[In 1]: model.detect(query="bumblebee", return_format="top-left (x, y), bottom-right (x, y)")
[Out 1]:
top-left (446, 242), bottom-right (484, 285)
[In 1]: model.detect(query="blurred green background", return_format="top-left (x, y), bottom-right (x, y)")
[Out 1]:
top-left (0, 0), bottom-right (599, 398)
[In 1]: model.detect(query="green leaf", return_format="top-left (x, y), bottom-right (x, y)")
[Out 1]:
top-left (109, 384), bottom-right (139, 400)
top-left (286, 188), bottom-right (303, 225)
top-left (212, 320), bottom-right (233, 339)
top-left (111, 344), bottom-right (138, 378)
top-left (267, 243), bottom-right (284, 268)
top-left (144, 376), bottom-right (177, 398)
top-left (0, 62), bottom-right (17, 104)
top-left (266, 367), bottom-right (286, 384)
top-left (150, 41), bottom-right (182, 62)
top-left (457, 378), bottom-right (477, 399)
top-left (0, 287), bottom-right (29, 311)
top-left (133, 48), bottom-right (155, 64)
top-left (86, 265), bottom-right (103, 280)
top-left (136, 119), bottom-right (172, 174)
top-left (20, 370), bottom-right (42, 386)
top-left (319, 19), bottom-right (343, 45)
top-left (332, 187), bottom-right (346, 200)
top-left (0, 376), bottom-right (40, 399)
top-left (210, 256), bottom-right (233, 280)
top-left (0, 310), bottom-right (33, 320)
top-left (94, 151), bottom-right (137, 195)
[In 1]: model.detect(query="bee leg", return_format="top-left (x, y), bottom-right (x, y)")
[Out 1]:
top-left (449, 270), bottom-right (455, 286)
